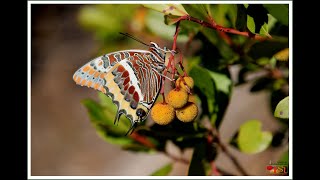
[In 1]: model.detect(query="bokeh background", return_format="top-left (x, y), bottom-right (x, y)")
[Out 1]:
top-left (31, 4), bottom-right (289, 176)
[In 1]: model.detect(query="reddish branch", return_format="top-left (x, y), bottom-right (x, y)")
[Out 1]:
top-left (130, 132), bottom-right (155, 149)
top-left (174, 15), bottom-right (271, 41)
top-left (210, 128), bottom-right (249, 176)
top-left (160, 21), bottom-right (181, 103)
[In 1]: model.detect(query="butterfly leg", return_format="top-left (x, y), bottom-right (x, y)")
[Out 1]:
top-left (114, 109), bottom-right (124, 125)
top-left (125, 121), bottom-right (138, 136)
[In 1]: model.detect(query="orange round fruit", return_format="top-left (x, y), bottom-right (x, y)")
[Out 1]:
top-left (166, 89), bottom-right (189, 109)
top-left (176, 102), bottom-right (198, 122)
top-left (176, 76), bottom-right (194, 92)
top-left (151, 103), bottom-right (175, 125)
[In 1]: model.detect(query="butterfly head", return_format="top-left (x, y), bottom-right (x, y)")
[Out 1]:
top-left (124, 105), bottom-right (149, 136)
top-left (150, 42), bottom-right (175, 60)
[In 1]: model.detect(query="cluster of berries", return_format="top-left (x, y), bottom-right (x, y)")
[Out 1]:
top-left (151, 76), bottom-right (198, 125)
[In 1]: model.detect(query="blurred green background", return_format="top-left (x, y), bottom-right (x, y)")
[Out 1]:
top-left (31, 4), bottom-right (289, 176)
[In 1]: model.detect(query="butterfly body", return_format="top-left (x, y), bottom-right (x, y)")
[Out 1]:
top-left (73, 42), bottom-right (171, 134)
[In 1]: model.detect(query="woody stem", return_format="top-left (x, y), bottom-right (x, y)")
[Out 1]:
top-left (175, 15), bottom-right (271, 41)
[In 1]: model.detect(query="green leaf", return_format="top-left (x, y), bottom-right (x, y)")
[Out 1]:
top-left (81, 99), bottom-right (131, 137)
top-left (188, 139), bottom-right (211, 175)
top-left (182, 4), bottom-right (209, 21)
top-left (151, 163), bottom-right (173, 176)
top-left (189, 65), bottom-right (216, 116)
top-left (237, 120), bottom-right (273, 154)
top-left (94, 123), bottom-right (135, 146)
top-left (207, 69), bottom-right (232, 128)
top-left (142, 4), bottom-right (188, 16)
top-left (208, 70), bottom-right (232, 95)
top-left (209, 4), bottom-right (237, 28)
top-left (246, 4), bottom-right (271, 37)
top-left (263, 4), bottom-right (289, 26)
top-left (274, 96), bottom-right (289, 119)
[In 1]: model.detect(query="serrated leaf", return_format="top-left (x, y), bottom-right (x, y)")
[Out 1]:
top-left (151, 163), bottom-right (173, 176)
top-left (237, 120), bottom-right (273, 154)
top-left (143, 4), bottom-right (188, 16)
top-left (274, 96), bottom-right (289, 119)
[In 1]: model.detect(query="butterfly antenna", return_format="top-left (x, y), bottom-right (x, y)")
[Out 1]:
top-left (125, 121), bottom-right (138, 136)
top-left (119, 32), bottom-right (149, 47)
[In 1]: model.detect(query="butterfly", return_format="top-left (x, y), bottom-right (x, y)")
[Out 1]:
top-left (73, 34), bottom-right (174, 135)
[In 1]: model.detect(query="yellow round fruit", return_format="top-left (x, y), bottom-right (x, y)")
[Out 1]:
top-left (166, 89), bottom-right (189, 109)
top-left (188, 94), bottom-right (197, 103)
top-left (151, 103), bottom-right (175, 125)
top-left (176, 102), bottom-right (198, 123)
top-left (176, 76), bottom-right (194, 92)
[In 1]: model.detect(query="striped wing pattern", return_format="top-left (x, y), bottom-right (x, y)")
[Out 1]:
top-left (73, 49), bottom-right (165, 132)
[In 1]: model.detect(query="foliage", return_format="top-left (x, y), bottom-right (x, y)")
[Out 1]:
top-left (77, 3), bottom-right (289, 175)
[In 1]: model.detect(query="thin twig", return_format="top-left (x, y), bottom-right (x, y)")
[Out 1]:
top-left (211, 128), bottom-right (249, 176)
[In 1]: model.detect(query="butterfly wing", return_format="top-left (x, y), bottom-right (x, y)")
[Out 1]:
top-left (104, 51), bottom-right (164, 125)
top-left (73, 50), bottom-right (159, 126)
top-left (126, 53), bottom-right (163, 110)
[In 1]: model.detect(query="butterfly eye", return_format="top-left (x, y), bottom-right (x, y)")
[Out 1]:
top-left (136, 108), bottom-right (147, 118)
